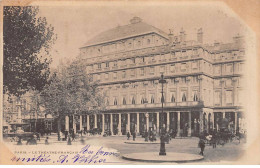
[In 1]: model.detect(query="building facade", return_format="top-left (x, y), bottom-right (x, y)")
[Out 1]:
top-left (65, 17), bottom-right (245, 136)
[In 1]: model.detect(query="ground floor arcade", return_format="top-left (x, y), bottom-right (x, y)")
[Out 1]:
top-left (62, 108), bottom-right (243, 137)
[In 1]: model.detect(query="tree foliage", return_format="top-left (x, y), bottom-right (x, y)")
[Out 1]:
top-left (3, 6), bottom-right (56, 96)
top-left (40, 62), bottom-right (106, 118)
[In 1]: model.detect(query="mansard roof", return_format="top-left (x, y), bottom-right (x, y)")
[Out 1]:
top-left (81, 17), bottom-right (169, 48)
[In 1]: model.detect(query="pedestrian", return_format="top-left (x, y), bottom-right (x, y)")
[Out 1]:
top-left (144, 131), bottom-right (149, 142)
top-left (198, 138), bottom-right (205, 156)
top-left (45, 137), bottom-right (49, 145)
top-left (127, 132), bottom-right (130, 140)
top-left (65, 130), bottom-right (68, 140)
top-left (67, 134), bottom-right (72, 145)
top-left (72, 129), bottom-right (75, 141)
top-left (133, 131), bottom-right (136, 141)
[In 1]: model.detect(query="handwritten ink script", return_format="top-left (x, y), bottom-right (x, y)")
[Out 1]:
top-left (11, 145), bottom-right (120, 164)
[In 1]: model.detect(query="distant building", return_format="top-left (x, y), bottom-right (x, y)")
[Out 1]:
top-left (61, 17), bottom-right (245, 136)
top-left (3, 92), bottom-right (53, 133)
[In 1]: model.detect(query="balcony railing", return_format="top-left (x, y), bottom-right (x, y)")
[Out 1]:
top-left (106, 101), bottom-right (204, 110)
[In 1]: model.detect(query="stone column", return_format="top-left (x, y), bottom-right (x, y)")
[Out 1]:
top-left (110, 114), bottom-right (113, 135)
top-left (94, 114), bottom-right (97, 128)
top-left (146, 113), bottom-right (149, 131)
top-left (86, 115), bottom-right (90, 131)
top-left (127, 113), bottom-right (130, 132)
top-left (118, 114), bottom-right (122, 135)
top-left (167, 112), bottom-right (170, 132)
top-left (73, 115), bottom-right (76, 133)
top-left (234, 112), bottom-right (237, 133)
top-left (79, 115), bottom-right (82, 131)
top-left (212, 112), bottom-right (215, 130)
top-left (188, 112), bottom-right (191, 136)
top-left (223, 112), bottom-right (226, 119)
top-left (156, 112), bottom-right (160, 133)
top-left (65, 115), bottom-right (69, 131)
top-left (177, 112), bottom-right (181, 137)
top-left (102, 114), bottom-right (105, 134)
top-left (136, 113), bottom-right (140, 134)
top-left (206, 112), bottom-right (209, 133)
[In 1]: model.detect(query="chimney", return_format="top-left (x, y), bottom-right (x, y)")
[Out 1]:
top-left (168, 29), bottom-right (174, 44)
top-left (197, 28), bottom-right (203, 44)
top-left (130, 17), bottom-right (142, 24)
top-left (180, 27), bottom-right (186, 42)
top-left (233, 34), bottom-right (244, 45)
top-left (214, 40), bottom-right (220, 46)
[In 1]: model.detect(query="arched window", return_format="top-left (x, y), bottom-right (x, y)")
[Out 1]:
top-left (147, 39), bottom-right (150, 45)
top-left (171, 94), bottom-right (175, 102)
top-left (193, 93), bottom-right (198, 101)
top-left (132, 97), bottom-right (135, 104)
top-left (182, 93), bottom-right (186, 102)
top-left (123, 97), bottom-right (126, 105)
top-left (106, 99), bottom-right (109, 105)
top-left (141, 97), bottom-right (146, 104)
top-left (151, 95), bottom-right (155, 103)
top-left (114, 98), bottom-right (117, 105)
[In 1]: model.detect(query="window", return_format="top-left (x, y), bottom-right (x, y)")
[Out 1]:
top-left (193, 92), bottom-right (199, 101)
top-left (182, 93), bottom-right (187, 102)
top-left (137, 41), bottom-right (141, 47)
top-left (151, 95), bottom-right (155, 103)
top-left (105, 73), bottom-right (109, 80)
top-left (170, 64), bottom-right (176, 73)
top-left (123, 97), bottom-right (126, 105)
top-left (193, 76), bottom-right (198, 83)
top-left (106, 62), bottom-right (109, 68)
top-left (180, 63), bottom-right (187, 72)
top-left (131, 58), bottom-right (135, 64)
top-left (147, 39), bottom-right (150, 45)
top-left (97, 74), bottom-right (101, 81)
top-left (114, 61), bottom-right (117, 67)
top-left (132, 97), bottom-right (136, 104)
top-left (214, 91), bottom-right (220, 104)
top-left (142, 57), bottom-right (145, 62)
top-left (114, 98), bottom-right (117, 105)
top-left (113, 72), bottom-right (117, 79)
top-left (141, 96), bottom-right (145, 104)
top-left (140, 68), bottom-right (145, 76)
top-left (226, 64), bottom-right (233, 73)
top-left (181, 77), bottom-right (187, 83)
top-left (131, 69), bottom-right (135, 77)
top-left (150, 66), bottom-right (155, 75)
top-left (122, 71), bottom-right (126, 78)
top-left (160, 66), bottom-right (165, 73)
top-left (214, 65), bottom-right (221, 74)
top-left (106, 98), bottom-right (110, 105)
top-left (193, 49), bottom-right (198, 55)
top-left (226, 90), bottom-right (232, 104)
top-left (226, 79), bottom-right (232, 87)
top-left (98, 63), bottom-right (101, 69)
top-left (192, 61), bottom-right (198, 69)
top-left (171, 94), bottom-right (175, 102)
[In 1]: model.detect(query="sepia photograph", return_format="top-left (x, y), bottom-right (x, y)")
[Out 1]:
top-left (0, 0), bottom-right (259, 165)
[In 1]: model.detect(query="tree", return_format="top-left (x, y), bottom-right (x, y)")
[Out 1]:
top-left (3, 6), bottom-right (56, 97)
top-left (40, 61), bottom-right (106, 140)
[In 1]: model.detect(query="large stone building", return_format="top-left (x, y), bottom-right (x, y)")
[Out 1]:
top-left (66, 17), bottom-right (245, 136)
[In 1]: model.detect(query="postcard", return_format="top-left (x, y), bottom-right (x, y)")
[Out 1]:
top-left (0, 0), bottom-right (259, 165)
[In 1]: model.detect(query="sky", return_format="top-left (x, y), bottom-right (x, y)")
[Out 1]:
top-left (37, 2), bottom-right (248, 68)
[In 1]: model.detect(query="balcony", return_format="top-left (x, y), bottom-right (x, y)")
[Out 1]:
top-left (106, 101), bottom-right (204, 110)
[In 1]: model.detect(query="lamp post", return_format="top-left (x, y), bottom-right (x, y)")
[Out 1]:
top-left (159, 74), bottom-right (166, 155)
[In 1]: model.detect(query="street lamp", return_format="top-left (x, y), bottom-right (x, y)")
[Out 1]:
top-left (159, 74), bottom-right (166, 155)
